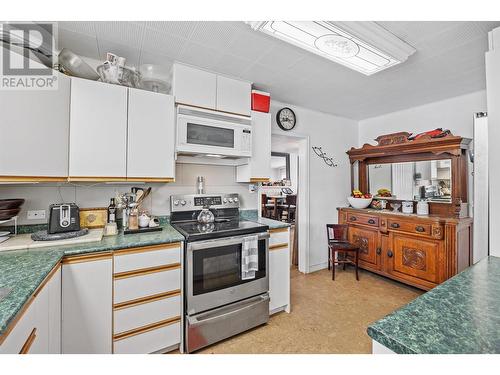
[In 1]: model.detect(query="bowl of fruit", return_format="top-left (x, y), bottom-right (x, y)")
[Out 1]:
top-left (376, 188), bottom-right (393, 198)
top-left (348, 190), bottom-right (373, 209)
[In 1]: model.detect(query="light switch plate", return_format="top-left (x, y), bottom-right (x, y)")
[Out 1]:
top-left (27, 210), bottom-right (46, 220)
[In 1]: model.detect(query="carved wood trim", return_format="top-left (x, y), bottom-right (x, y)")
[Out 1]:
top-left (402, 247), bottom-right (427, 271)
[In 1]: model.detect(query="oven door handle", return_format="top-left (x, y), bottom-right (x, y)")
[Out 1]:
top-left (187, 294), bottom-right (270, 326)
top-left (187, 232), bottom-right (270, 251)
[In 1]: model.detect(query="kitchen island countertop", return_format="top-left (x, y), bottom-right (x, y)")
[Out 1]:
top-left (367, 256), bottom-right (500, 354)
top-left (0, 223), bottom-right (184, 338)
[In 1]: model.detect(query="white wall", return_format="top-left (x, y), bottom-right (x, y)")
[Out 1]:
top-left (486, 27), bottom-right (500, 258)
top-left (270, 100), bottom-right (359, 272)
top-left (0, 163), bottom-right (256, 225)
top-left (358, 91), bottom-right (486, 145)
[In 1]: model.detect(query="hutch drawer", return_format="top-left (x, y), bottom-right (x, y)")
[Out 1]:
top-left (386, 219), bottom-right (432, 237)
top-left (347, 213), bottom-right (379, 227)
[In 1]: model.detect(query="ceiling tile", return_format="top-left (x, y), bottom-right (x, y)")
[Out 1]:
top-left (178, 41), bottom-right (220, 70)
top-left (94, 21), bottom-right (145, 49)
top-left (226, 29), bottom-right (275, 61)
top-left (57, 28), bottom-right (99, 59)
top-left (189, 21), bottom-right (240, 51)
top-left (210, 53), bottom-right (254, 77)
top-left (144, 21), bottom-right (196, 39)
top-left (142, 28), bottom-right (187, 60)
top-left (256, 42), bottom-right (307, 69)
top-left (57, 21), bottom-right (96, 36)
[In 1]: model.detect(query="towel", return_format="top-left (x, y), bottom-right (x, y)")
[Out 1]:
top-left (241, 235), bottom-right (259, 280)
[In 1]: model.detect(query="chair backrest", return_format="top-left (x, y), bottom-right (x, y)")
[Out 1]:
top-left (261, 194), bottom-right (268, 205)
top-left (326, 224), bottom-right (348, 242)
top-left (286, 194), bottom-right (297, 206)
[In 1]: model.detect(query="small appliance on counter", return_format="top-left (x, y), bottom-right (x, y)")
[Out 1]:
top-left (48, 203), bottom-right (80, 234)
top-left (32, 203), bottom-right (89, 242)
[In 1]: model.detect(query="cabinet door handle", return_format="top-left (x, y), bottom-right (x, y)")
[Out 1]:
top-left (350, 216), bottom-right (357, 221)
top-left (415, 226), bottom-right (425, 232)
top-left (368, 219), bottom-right (376, 224)
top-left (391, 223), bottom-right (400, 228)
top-left (376, 247), bottom-right (381, 255)
top-left (387, 250), bottom-right (393, 258)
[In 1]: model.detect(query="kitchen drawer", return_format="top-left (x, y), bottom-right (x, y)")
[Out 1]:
top-left (387, 219), bottom-right (432, 236)
top-left (113, 320), bottom-right (180, 354)
top-left (114, 267), bottom-right (180, 304)
top-left (269, 228), bottom-right (289, 247)
top-left (114, 294), bottom-right (181, 334)
top-left (114, 244), bottom-right (181, 274)
top-left (347, 213), bottom-right (379, 227)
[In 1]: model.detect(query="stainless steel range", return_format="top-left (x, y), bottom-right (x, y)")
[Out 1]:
top-left (170, 193), bottom-right (270, 353)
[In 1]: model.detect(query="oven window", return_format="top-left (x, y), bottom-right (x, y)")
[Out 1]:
top-left (187, 123), bottom-right (235, 148)
top-left (192, 239), bottom-right (266, 295)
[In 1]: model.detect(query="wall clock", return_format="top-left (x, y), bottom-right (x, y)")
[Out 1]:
top-left (276, 107), bottom-right (296, 131)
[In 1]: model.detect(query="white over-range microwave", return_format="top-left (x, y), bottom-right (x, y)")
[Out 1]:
top-left (176, 105), bottom-right (252, 158)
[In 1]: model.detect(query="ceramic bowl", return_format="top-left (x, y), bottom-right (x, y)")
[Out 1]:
top-left (347, 196), bottom-right (373, 209)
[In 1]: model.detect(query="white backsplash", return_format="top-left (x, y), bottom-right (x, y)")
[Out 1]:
top-left (0, 163), bottom-right (257, 225)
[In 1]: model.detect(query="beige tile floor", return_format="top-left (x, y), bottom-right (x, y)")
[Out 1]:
top-left (198, 266), bottom-right (422, 354)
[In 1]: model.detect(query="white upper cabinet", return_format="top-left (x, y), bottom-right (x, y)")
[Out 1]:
top-left (69, 77), bottom-right (128, 179)
top-left (172, 63), bottom-right (251, 116)
top-left (127, 89), bottom-right (175, 181)
top-left (0, 67), bottom-right (70, 180)
top-left (216, 75), bottom-right (251, 116)
top-left (172, 63), bottom-right (217, 110)
top-left (237, 111), bottom-right (272, 182)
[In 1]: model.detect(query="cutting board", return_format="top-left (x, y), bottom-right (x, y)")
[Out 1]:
top-left (0, 228), bottom-right (104, 252)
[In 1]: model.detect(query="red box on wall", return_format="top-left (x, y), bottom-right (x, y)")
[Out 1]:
top-left (251, 90), bottom-right (270, 113)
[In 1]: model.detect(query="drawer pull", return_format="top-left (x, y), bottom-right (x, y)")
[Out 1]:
top-left (368, 219), bottom-right (376, 224)
top-left (387, 250), bottom-right (393, 258)
top-left (350, 216), bottom-right (357, 221)
top-left (415, 226), bottom-right (425, 233)
top-left (376, 247), bottom-right (381, 255)
top-left (391, 223), bottom-right (400, 229)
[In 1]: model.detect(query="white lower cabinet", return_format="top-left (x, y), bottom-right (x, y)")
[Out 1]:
top-left (114, 321), bottom-right (181, 354)
top-left (112, 244), bottom-right (182, 354)
top-left (268, 228), bottom-right (291, 314)
top-left (0, 266), bottom-right (61, 354)
top-left (62, 255), bottom-right (113, 354)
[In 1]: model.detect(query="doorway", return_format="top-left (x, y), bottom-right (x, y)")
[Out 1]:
top-left (261, 133), bottom-right (309, 274)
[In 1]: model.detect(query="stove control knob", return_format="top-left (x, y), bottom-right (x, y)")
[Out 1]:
top-left (223, 198), bottom-right (228, 203)
top-left (234, 197), bottom-right (239, 203)
top-left (228, 198), bottom-right (233, 203)
top-left (180, 200), bottom-right (186, 206)
top-left (173, 200), bottom-right (180, 206)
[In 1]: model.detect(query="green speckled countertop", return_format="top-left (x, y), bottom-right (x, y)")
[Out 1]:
top-left (0, 248), bottom-right (64, 336)
top-left (367, 256), bottom-right (500, 353)
top-left (0, 223), bottom-right (184, 337)
top-left (240, 210), bottom-right (291, 229)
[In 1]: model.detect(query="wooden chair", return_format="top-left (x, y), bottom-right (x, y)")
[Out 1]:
top-left (326, 224), bottom-right (359, 281)
top-left (261, 194), bottom-right (275, 219)
top-left (277, 194), bottom-right (297, 223)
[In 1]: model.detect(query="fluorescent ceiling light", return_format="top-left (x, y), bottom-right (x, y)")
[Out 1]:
top-left (247, 21), bottom-right (416, 75)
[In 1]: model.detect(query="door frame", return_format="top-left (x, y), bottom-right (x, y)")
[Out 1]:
top-left (267, 132), bottom-right (310, 274)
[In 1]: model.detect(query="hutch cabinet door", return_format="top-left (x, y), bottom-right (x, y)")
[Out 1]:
top-left (348, 226), bottom-right (379, 268)
top-left (387, 233), bottom-right (442, 285)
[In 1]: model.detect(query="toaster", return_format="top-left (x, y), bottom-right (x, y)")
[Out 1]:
top-left (48, 203), bottom-right (80, 234)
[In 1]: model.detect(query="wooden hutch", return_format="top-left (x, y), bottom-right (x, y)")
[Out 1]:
top-left (338, 133), bottom-right (473, 290)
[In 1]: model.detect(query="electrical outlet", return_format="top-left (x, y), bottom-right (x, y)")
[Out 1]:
top-left (27, 210), bottom-right (46, 220)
